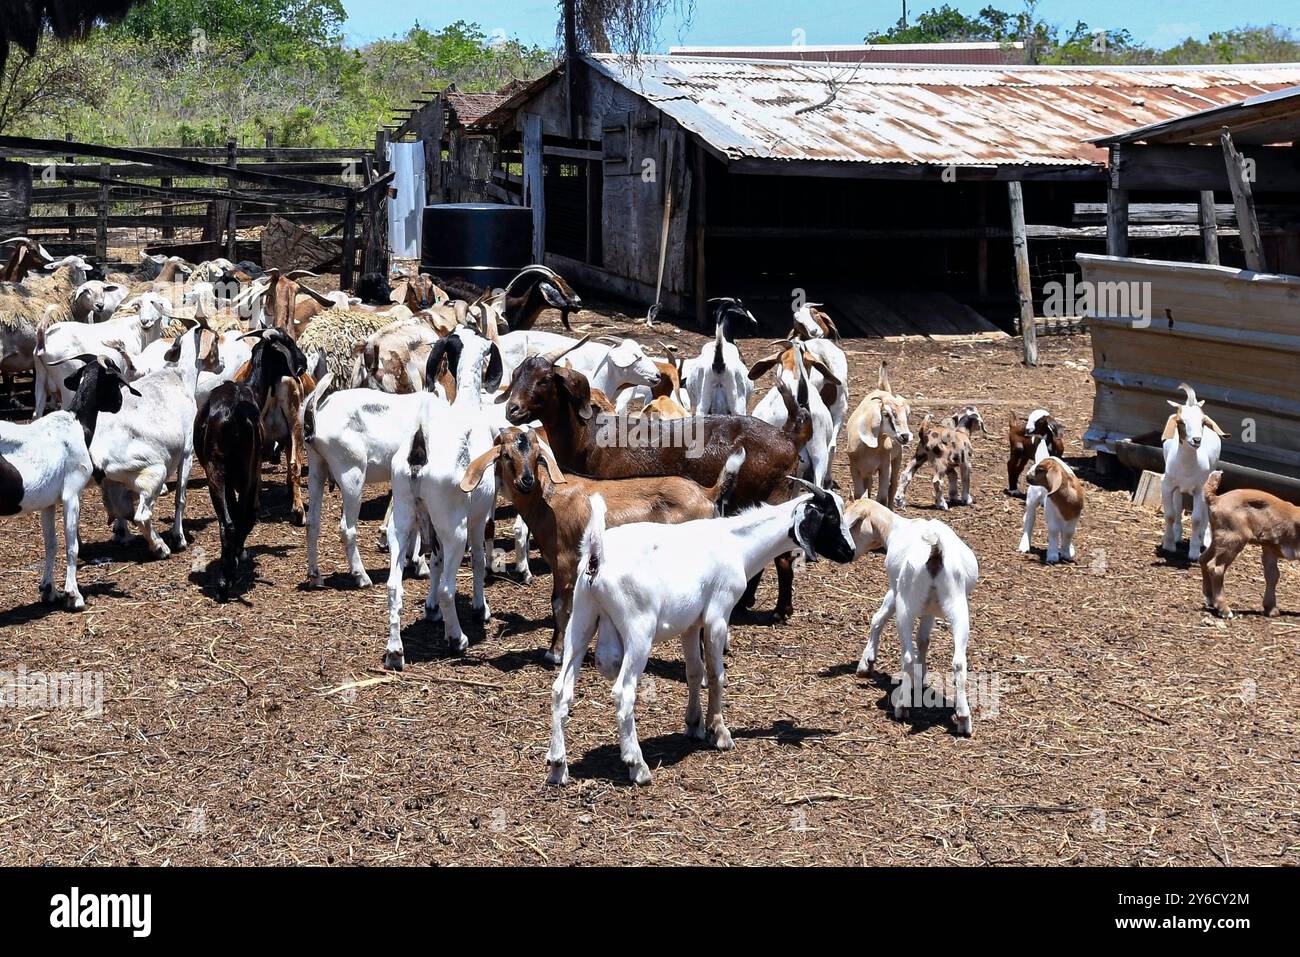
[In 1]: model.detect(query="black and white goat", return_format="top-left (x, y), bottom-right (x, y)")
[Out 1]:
top-left (681, 297), bottom-right (756, 415)
top-left (0, 355), bottom-right (138, 610)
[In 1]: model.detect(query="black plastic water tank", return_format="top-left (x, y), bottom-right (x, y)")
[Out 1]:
top-left (420, 203), bottom-right (532, 290)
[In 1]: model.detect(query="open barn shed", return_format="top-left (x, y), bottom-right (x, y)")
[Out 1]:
top-left (1082, 85), bottom-right (1300, 496)
top-left (440, 56), bottom-right (1300, 335)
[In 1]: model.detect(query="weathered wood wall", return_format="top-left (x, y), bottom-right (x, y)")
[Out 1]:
top-left (1081, 253), bottom-right (1300, 479)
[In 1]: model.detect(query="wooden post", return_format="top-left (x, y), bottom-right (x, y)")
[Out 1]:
top-left (160, 176), bottom-right (174, 240)
top-left (340, 191), bottom-right (358, 290)
top-left (522, 113), bottom-right (545, 264)
top-left (1220, 128), bottom-right (1266, 272)
top-left (64, 132), bottom-right (77, 244)
top-left (225, 138), bottom-right (238, 260)
top-left (1106, 146), bottom-right (1128, 257)
top-left (564, 0), bottom-right (578, 139)
top-left (264, 128), bottom-right (275, 148)
top-left (95, 162), bottom-right (110, 262)
top-left (374, 129), bottom-right (391, 270)
top-left (1007, 180), bottom-right (1037, 367)
top-left (694, 141), bottom-right (708, 327)
top-left (1197, 190), bottom-right (1219, 265)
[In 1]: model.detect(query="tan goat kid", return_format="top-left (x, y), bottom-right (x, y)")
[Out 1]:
top-left (846, 360), bottom-right (913, 504)
top-left (1200, 471), bottom-right (1299, 618)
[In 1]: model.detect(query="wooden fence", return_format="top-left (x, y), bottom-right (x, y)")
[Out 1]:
top-left (0, 134), bottom-right (394, 286)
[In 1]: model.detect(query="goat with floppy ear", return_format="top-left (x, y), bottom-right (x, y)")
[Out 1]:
top-left (1020, 455), bottom-right (1085, 564)
top-left (846, 360), bottom-right (913, 505)
top-left (895, 406), bottom-right (985, 510)
top-left (1160, 383), bottom-right (1228, 561)
top-left (1200, 470), bottom-right (1300, 619)
top-left (1006, 409), bottom-right (1065, 493)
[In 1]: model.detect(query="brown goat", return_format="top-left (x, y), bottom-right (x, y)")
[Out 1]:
top-left (1007, 409), bottom-right (1066, 493)
top-left (499, 342), bottom-right (813, 620)
top-left (460, 428), bottom-right (744, 663)
top-left (257, 269), bottom-right (336, 340)
top-left (0, 237), bottom-right (53, 281)
top-left (1200, 471), bottom-right (1300, 618)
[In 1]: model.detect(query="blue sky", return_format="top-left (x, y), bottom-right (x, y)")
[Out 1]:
top-left (340, 1), bottom-right (1295, 51)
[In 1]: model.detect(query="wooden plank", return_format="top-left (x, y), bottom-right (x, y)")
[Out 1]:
top-left (340, 193), bottom-right (358, 288)
top-left (694, 141), bottom-right (707, 327)
top-left (522, 113), bottom-right (545, 263)
top-left (262, 214), bottom-right (342, 272)
top-left (1198, 190), bottom-right (1220, 265)
top-left (1106, 151), bottom-right (1129, 258)
top-left (1220, 129), bottom-right (1266, 272)
top-left (1007, 181), bottom-right (1037, 366)
top-left (225, 139), bottom-right (238, 260)
top-left (1113, 143), bottom-right (1300, 192)
top-left (95, 163), bottom-right (109, 261)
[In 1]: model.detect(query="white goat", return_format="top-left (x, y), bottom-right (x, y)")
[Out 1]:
top-left (0, 356), bottom-right (138, 610)
top-left (34, 293), bottom-right (172, 413)
top-left (1160, 383), bottom-right (1227, 561)
top-left (545, 479), bottom-right (856, 786)
top-left (847, 498), bottom-right (978, 736)
top-left (90, 320), bottom-right (217, 557)
top-left (384, 327), bottom-right (503, 667)
top-left (680, 297), bottom-right (756, 415)
top-left (790, 303), bottom-right (849, 440)
top-left (747, 340), bottom-right (838, 487)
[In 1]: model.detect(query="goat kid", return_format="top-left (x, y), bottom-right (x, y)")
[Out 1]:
top-left (846, 498), bottom-right (979, 735)
top-left (1019, 455), bottom-right (1085, 564)
top-left (1200, 471), bottom-right (1299, 618)
top-left (846, 361), bottom-right (913, 504)
top-left (895, 406), bottom-right (985, 509)
top-left (1007, 409), bottom-right (1065, 494)
top-left (546, 478), bottom-right (855, 785)
top-left (1161, 383), bottom-right (1227, 562)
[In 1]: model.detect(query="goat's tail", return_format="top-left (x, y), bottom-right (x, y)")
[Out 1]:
top-left (708, 445), bottom-right (747, 515)
top-left (710, 318), bottom-right (726, 375)
top-left (777, 379), bottom-right (813, 452)
top-left (301, 371), bottom-right (333, 445)
top-left (922, 528), bottom-right (944, 576)
top-left (407, 424), bottom-right (428, 477)
top-left (1204, 469), bottom-right (1225, 504)
top-left (580, 494), bottom-right (607, 583)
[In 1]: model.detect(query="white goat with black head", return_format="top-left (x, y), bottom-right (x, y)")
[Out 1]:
top-left (747, 339), bottom-right (840, 487)
top-left (384, 326), bottom-right (504, 668)
top-left (545, 478), bottom-right (856, 786)
top-left (0, 356), bottom-right (139, 610)
top-left (1160, 383), bottom-right (1227, 561)
top-left (681, 297), bottom-right (756, 415)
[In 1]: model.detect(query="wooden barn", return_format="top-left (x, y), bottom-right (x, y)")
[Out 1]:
top-left (1081, 85), bottom-right (1300, 494)
top-left (429, 55), bottom-right (1300, 337)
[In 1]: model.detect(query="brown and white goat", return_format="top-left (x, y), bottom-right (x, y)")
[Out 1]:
top-left (1021, 456), bottom-right (1085, 564)
top-left (499, 339), bottom-right (814, 620)
top-left (846, 360), bottom-right (913, 505)
top-left (0, 236), bottom-right (53, 281)
top-left (895, 406), bottom-right (985, 510)
top-left (255, 269), bottom-right (337, 340)
top-left (461, 427), bottom-right (743, 663)
top-left (1007, 409), bottom-right (1065, 493)
top-left (1200, 471), bottom-right (1299, 618)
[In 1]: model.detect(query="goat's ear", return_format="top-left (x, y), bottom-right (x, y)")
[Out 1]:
top-left (747, 352), bottom-right (782, 381)
top-left (1160, 414), bottom-right (1180, 442)
top-left (537, 441), bottom-right (567, 485)
top-left (859, 398), bottom-right (882, 448)
top-left (1044, 462), bottom-right (1065, 495)
top-left (806, 355), bottom-right (841, 386)
top-left (555, 366), bottom-right (593, 420)
top-left (1203, 416), bottom-right (1229, 438)
top-left (482, 343), bottom-right (503, 392)
top-left (459, 446), bottom-right (502, 492)
top-left (62, 365), bottom-right (88, 392)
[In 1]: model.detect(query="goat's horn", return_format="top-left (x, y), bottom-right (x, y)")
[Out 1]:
top-left (543, 333), bottom-right (591, 364)
top-left (1178, 382), bottom-right (1197, 404)
top-left (0, 236), bottom-right (32, 246)
top-left (787, 475), bottom-right (821, 496)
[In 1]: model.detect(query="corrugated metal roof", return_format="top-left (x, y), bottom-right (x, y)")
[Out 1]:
top-left (669, 43), bottom-right (1024, 65)
top-left (585, 55), bottom-right (1300, 168)
top-left (1093, 84), bottom-right (1300, 146)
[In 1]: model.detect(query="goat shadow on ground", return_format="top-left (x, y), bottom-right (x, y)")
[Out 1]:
top-left (1067, 454), bottom-right (1132, 494)
top-left (1151, 543), bottom-right (1195, 570)
top-left (396, 594), bottom-right (494, 665)
top-left (567, 719), bottom-right (836, 785)
top-left (0, 581), bottom-right (128, 627)
top-left (188, 542), bottom-right (292, 604)
top-left (859, 667), bottom-right (968, 736)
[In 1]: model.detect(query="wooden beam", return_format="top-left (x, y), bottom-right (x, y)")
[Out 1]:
top-left (522, 113), bottom-right (545, 264)
top-left (1198, 190), bottom-right (1220, 265)
top-left (1106, 147), bottom-right (1129, 258)
top-left (225, 138), bottom-right (238, 260)
top-left (95, 162), bottom-right (109, 262)
top-left (694, 142), bottom-right (708, 327)
top-left (340, 192), bottom-right (358, 289)
top-left (1220, 128), bottom-right (1266, 272)
top-left (1112, 143), bottom-right (1300, 192)
top-left (1007, 181), bottom-right (1037, 367)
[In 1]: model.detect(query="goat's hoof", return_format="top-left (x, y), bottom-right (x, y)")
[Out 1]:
top-left (516, 568), bottom-right (533, 585)
top-left (627, 762), bottom-right (652, 786)
top-left (772, 606), bottom-right (793, 623)
top-left (290, 510), bottom-right (306, 528)
top-left (170, 535), bottom-right (188, 553)
top-left (685, 719), bottom-right (706, 740)
top-left (446, 634), bottom-right (468, 654)
top-left (152, 544), bottom-right (172, 560)
top-left (383, 652), bottom-right (405, 672)
top-left (542, 648), bottom-right (562, 668)
top-left (954, 715), bottom-right (973, 737)
top-left (65, 592), bottom-right (85, 612)
top-left (1265, 606), bottom-right (1280, 618)
top-left (711, 726), bottom-right (735, 751)
top-left (963, 496), bottom-right (974, 506)
top-left (410, 560), bottom-right (430, 579)
top-left (375, 534), bottom-right (389, 551)
top-left (39, 584), bottom-right (59, 604)
top-left (1016, 540), bottom-right (1030, 554)
top-left (856, 659), bottom-right (874, 676)
top-left (306, 576), bottom-right (325, 590)
top-left (354, 572), bottom-right (373, 589)
top-left (474, 601), bottom-right (491, 623)
top-left (893, 706), bottom-right (909, 721)
top-left (545, 761), bottom-right (569, 786)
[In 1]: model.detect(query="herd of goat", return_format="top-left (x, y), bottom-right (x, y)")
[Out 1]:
top-left (1, 235), bottom-right (1297, 786)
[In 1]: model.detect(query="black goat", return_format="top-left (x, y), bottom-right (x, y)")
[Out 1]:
top-left (353, 271), bottom-right (394, 306)
top-left (194, 331), bottom-right (301, 600)
top-left (427, 266), bottom-right (583, 331)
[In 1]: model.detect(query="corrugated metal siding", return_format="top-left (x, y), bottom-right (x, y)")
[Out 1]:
top-left (586, 56), bottom-right (1300, 168)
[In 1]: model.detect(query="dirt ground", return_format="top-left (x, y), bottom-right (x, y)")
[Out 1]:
top-left (1, 302), bottom-right (1296, 866)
